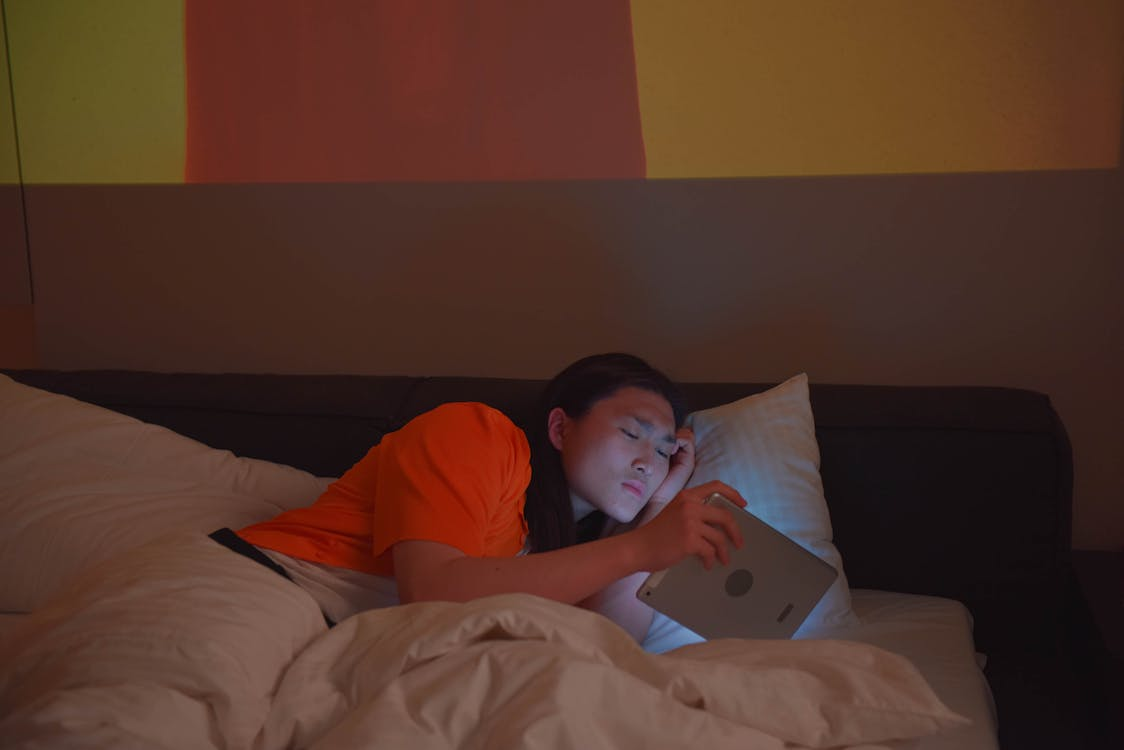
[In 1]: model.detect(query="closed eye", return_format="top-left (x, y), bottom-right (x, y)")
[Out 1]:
top-left (620, 428), bottom-right (639, 440)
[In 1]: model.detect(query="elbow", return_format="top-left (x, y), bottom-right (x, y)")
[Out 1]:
top-left (392, 540), bottom-right (481, 604)
top-left (398, 586), bottom-right (470, 605)
top-left (397, 577), bottom-right (442, 604)
top-left (396, 567), bottom-right (471, 605)
top-left (398, 588), bottom-right (446, 605)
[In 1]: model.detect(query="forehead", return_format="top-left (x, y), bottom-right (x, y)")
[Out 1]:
top-left (588, 386), bottom-right (676, 428)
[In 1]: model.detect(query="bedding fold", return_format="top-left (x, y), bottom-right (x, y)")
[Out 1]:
top-left (0, 533), bottom-right (968, 750)
top-left (0, 532), bottom-right (328, 750)
top-left (263, 594), bottom-right (967, 750)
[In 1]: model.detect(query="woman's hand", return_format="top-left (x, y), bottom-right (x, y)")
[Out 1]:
top-left (627, 480), bottom-right (746, 572)
top-left (650, 427), bottom-right (696, 505)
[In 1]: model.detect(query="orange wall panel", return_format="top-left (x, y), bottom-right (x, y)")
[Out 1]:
top-left (185, 0), bottom-right (645, 182)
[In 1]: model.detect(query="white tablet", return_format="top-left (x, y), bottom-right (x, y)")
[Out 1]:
top-left (635, 493), bottom-right (838, 640)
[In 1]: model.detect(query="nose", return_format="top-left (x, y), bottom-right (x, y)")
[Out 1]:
top-left (632, 458), bottom-right (650, 476)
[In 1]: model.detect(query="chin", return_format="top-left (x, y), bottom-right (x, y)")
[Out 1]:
top-left (604, 500), bottom-right (645, 524)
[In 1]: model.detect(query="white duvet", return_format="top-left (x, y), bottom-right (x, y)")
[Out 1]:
top-left (0, 533), bottom-right (967, 750)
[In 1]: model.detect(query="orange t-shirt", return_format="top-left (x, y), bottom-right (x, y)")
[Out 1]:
top-left (238, 402), bottom-right (531, 577)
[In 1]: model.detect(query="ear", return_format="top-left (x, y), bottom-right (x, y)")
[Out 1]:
top-left (546, 406), bottom-right (568, 451)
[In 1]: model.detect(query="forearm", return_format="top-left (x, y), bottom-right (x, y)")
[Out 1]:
top-left (396, 479), bottom-right (747, 608)
top-left (399, 534), bottom-right (645, 605)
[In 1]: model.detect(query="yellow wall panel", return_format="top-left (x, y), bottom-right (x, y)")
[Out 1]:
top-left (0, 8), bottom-right (20, 184)
top-left (5, 0), bottom-right (184, 183)
top-left (631, 0), bottom-right (1123, 178)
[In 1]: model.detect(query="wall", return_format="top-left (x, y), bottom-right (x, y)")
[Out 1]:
top-left (1, 1), bottom-right (1122, 549)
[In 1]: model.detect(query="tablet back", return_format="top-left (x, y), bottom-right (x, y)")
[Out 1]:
top-left (636, 494), bottom-right (838, 640)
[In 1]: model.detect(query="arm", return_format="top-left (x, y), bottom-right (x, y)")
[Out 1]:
top-left (394, 532), bottom-right (645, 605)
top-left (396, 478), bottom-right (746, 609)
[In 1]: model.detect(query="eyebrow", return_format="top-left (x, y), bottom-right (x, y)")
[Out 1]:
top-left (629, 415), bottom-right (677, 444)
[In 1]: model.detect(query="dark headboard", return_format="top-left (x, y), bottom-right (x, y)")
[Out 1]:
top-left (3, 369), bottom-right (1072, 657)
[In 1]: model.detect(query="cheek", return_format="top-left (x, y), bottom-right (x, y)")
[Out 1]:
top-left (558, 447), bottom-right (583, 485)
top-left (563, 444), bottom-right (619, 497)
top-left (560, 436), bottom-right (601, 487)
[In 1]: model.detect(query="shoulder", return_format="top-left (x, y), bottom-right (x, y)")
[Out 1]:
top-left (411, 401), bottom-right (519, 432)
top-left (385, 403), bottom-right (531, 496)
top-left (396, 402), bottom-right (529, 456)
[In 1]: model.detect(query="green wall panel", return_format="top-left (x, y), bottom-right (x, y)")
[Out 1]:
top-left (6, 0), bottom-right (184, 183)
top-left (1, 5), bottom-right (20, 184)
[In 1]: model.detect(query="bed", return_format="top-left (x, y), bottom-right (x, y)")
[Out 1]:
top-left (0, 368), bottom-right (1106, 749)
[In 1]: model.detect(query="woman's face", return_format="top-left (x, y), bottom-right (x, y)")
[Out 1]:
top-left (551, 386), bottom-right (678, 523)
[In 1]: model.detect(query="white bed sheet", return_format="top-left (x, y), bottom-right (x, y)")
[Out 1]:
top-left (807, 589), bottom-right (999, 750)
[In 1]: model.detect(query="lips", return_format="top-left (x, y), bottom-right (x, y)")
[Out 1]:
top-left (622, 480), bottom-right (645, 498)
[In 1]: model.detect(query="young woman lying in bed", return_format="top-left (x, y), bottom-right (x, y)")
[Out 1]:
top-left (225, 352), bottom-right (745, 641)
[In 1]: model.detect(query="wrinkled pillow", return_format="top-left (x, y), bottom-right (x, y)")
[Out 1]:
top-left (0, 374), bottom-right (332, 612)
top-left (686, 373), bottom-right (857, 633)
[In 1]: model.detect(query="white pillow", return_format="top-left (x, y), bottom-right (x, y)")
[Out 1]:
top-left (686, 373), bottom-right (857, 633)
top-left (0, 375), bottom-right (333, 612)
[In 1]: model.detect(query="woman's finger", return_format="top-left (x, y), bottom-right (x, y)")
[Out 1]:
top-left (696, 518), bottom-right (734, 567)
top-left (714, 522), bottom-right (736, 566)
top-left (695, 480), bottom-right (747, 509)
top-left (696, 542), bottom-right (717, 570)
top-left (719, 511), bottom-right (744, 550)
top-left (696, 505), bottom-right (744, 550)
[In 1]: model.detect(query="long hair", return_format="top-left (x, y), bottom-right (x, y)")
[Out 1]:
top-left (523, 353), bottom-right (686, 553)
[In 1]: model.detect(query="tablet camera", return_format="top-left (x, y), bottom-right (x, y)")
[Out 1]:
top-left (724, 568), bottom-right (754, 597)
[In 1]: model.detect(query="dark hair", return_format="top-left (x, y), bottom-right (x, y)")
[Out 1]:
top-left (523, 353), bottom-right (686, 553)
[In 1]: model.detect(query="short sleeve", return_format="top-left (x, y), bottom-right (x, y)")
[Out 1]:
top-left (370, 402), bottom-right (530, 561)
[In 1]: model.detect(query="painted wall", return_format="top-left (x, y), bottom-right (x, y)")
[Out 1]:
top-left (1, 1), bottom-right (1122, 549)
top-left (3, 0), bottom-right (1120, 183)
